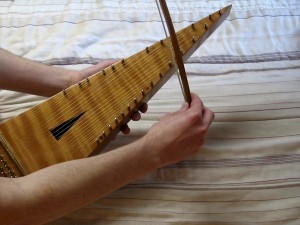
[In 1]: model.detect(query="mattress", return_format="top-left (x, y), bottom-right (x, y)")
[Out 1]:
top-left (0, 0), bottom-right (300, 224)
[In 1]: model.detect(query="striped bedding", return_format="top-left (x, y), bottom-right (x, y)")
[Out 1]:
top-left (1, 0), bottom-right (300, 224)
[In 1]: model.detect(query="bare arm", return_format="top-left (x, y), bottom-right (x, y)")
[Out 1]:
top-left (0, 138), bottom-right (156, 225)
top-left (0, 49), bottom-right (142, 132)
top-left (0, 48), bottom-right (115, 97)
top-left (0, 93), bottom-right (214, 225)
top-left (0, 49), bottom-right (214, 224)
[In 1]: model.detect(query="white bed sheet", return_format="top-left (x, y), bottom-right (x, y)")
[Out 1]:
top-left (1, 1), bottom-right (300, 224)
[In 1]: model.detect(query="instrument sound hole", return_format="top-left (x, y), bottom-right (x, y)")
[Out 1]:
top-left (50, 112), bottom-right (85, 140)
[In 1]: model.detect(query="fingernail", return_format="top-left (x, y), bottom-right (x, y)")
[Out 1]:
top-left (140, 103), bottom-right (148, 113)
top-left (132, 112), bottom-right (141, 121)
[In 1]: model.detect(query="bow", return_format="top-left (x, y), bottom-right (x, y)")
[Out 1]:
top-left (156, 0), bottom-right (192, 104)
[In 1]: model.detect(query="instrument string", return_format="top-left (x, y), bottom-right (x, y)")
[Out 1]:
top-left (52, 18), bottom-right (206, 154)
top-left (46, 56), bottom-right (173, 153)
top-left (50, 47), bottom-right (174, 146)
top-left (17, 24), bottom-right (197, 134)
top-left (155, 0), bottom-right (187, 103)
top-left (13, 48), bottom-right (172, 146)
top-left (12, 14), bottom-right (217, 156)
top-left (62, 8), bottom-right (225, 153)
top-left (47, 37), bottom-right (193, 153)
top-left (52, 34), bottom-right (188, 141)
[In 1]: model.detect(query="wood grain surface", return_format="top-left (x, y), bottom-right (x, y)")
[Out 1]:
top-left (0, 6), bottom-right (231, 176)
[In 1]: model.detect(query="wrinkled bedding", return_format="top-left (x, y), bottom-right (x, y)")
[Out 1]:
top-left (1, 1), bottom-right (300, 224)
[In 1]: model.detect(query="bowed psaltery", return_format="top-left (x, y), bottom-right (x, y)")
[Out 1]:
top-left (0, 3), bottom-right (232, 177)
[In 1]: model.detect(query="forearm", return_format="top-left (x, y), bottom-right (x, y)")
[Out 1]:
top-left (0, 49), bottom-right (117, 97)
top-left (0, 90), bottom-right (214, 225)
top-left (0, 49), bottom-right (73, 96)
top-left (1, 138), bottom-right (158, 225)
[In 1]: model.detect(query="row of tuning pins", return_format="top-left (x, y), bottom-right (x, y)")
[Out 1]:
top-left (62, 58), bottom-right (127, 96)
top-left (94, 59), bottom-right (173, 145)
top-left (63, 51), bottom-right (163, 95)
top-left (62, 8), bottom-right (223, 97)
top-left (59, 17), bottom-right (188, 144)
top-left (60, 45), bottom-right (173, 146)
top-left (0, 155), bottom-right (16, 178)
top-left (191, 9), bottom-right (223, 43)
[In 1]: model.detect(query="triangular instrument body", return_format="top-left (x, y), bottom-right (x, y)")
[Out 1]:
top-left (0, 5), bottom-right (232, 177)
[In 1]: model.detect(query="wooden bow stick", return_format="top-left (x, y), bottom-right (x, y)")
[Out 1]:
top-left (156, 0), bottom-right (192, 104)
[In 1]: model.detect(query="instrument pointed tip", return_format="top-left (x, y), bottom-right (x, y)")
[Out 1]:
top-left (225, 4), bottom-right (232, 12)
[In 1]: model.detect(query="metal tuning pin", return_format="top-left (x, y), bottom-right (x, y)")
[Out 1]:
top-left (209, 14), bottom-right (212, 20)
top-left (146, 46), bottom-right (150, 53)
top-left (78, 82), bottom-right (82, 88)
top-left (192, 36), bottom-right (196, 43)
top-left (127, 104), bottom-right (131, 111)
top-left (102, 69), bottom-right (106, 75)
top-left (10, 170), bottom-right (15, 176)
top-left (150, 81), bottom-right (154, 87)
top-left (121, 112), bottom-right (125, 118)
top-left (63, 89), bottom-right (67, 96)
top-left (0, 155), bottom-right (15, 178)
top-left (102, 131), bottom-right (106, 138)
top-left (218, 10), bottom-right (222, 15)
top-left (134, 97), bottom-right (138, 105)
top-left (204, 23), bottom-right (208, 30)
top-left (0, 156), bottom-right (4, 177)
top-left (160, 40), bottom-right (164, 45)
top-left (159, 72), bottom-right (163, 78)
top-left (86, 77), bottom-right (90, 84)
top-left (180, 49), bottom-right (184, 56)
top-left (111, 64), bottom-right (115, 71)
top-left (168, 61), bottom-right (173, 67)
top-left (115, 117), bottom-right (118, 125)
top-left (191, 23), bottom-right (196, 30)
top-left (96, 138), bottom-right (100, 144)
top-left (109, 125), bottom-right (113, 131)
top-left (142, 89), bottom-right (146, 96)
top-left (122, 58), bottom-right (125, 65)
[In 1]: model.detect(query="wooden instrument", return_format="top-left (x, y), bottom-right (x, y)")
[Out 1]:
top-left (0, 5), bottom-right (231, 177)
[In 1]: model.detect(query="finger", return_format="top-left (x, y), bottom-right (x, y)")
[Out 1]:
top-left (96, 60), bottom-right (119, 70)
top-left (189, 93), bottom-right (204, 112)
top-left (79, 60), bottom-right (118, 80)
top-left (139, 103), bottom-right (148, 113)
top-left (131, 111), bottom-right (141, 121)
top-left (178, 101), bottom-right (189, 112)
top-left (202, 107), bottom-right (215, 128)
top-left (120, 124), bottom-right (130, 135)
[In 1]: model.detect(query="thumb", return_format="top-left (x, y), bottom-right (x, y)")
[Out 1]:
top-left (178, 101), bottom-right (189, 112)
